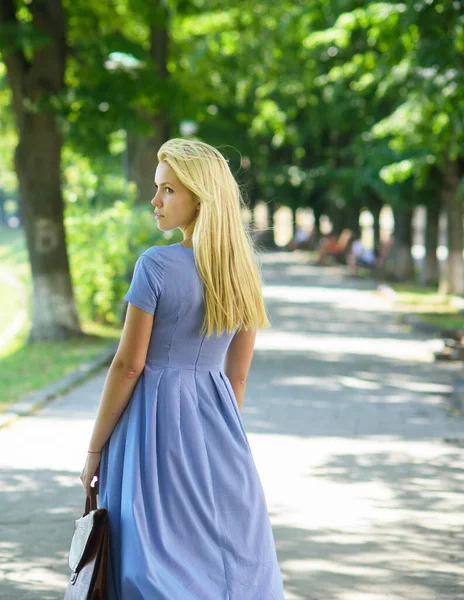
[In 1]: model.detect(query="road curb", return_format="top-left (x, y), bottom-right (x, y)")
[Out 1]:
top-left (376, 282), bottom-right (450, 337)
top-left (376, 282), bottom-right (464, 414)
top-left (0, 341), bottom-right (119, 430)
top-left (395, 312), bottom-right (443, 336)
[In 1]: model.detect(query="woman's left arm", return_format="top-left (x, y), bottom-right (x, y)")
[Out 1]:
top-left (80, 303), bottom-right (154, 495)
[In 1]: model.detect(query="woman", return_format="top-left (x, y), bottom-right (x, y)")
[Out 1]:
top-left (80, 138), bottom-right (286, 599)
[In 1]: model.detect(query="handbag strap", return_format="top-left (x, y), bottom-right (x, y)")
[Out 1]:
top-left (84, 485), bottom-right (98, 515)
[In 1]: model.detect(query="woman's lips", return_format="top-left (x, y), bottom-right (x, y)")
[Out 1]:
top-left (155, 213), bottom-right (165, 219)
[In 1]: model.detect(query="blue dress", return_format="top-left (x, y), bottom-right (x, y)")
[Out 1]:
top-left (98, 242), bottom-right (285, 600)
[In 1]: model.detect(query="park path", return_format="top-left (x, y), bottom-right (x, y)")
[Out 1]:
top-left (0, 250), bottom-right (463, 600)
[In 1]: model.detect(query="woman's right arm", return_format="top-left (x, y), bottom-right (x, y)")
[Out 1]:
top-left (224, 328), bottom-right (257, 410)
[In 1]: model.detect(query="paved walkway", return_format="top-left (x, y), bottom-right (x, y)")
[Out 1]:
top-left (1, 250), bottom-right (463, 600)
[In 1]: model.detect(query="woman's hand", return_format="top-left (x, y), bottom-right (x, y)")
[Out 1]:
top-left (80, 452), bottom-right (102, 496)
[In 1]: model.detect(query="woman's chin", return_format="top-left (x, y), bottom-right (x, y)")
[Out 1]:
top-left (156, 220), bottom-right (172, 232)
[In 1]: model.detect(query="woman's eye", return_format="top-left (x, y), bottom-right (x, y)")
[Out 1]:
top-left (165, 187), bottom-right (173, 194)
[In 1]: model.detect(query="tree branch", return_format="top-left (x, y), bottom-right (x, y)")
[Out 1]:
top-left (0, 0), bottom-right (30, 78)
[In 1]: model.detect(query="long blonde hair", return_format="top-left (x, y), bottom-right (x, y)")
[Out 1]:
top-left (157, 138), bottom-right (271, 338)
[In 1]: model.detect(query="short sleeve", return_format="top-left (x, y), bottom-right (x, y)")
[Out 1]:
top-left (123, 252), bottom-right (164, 315)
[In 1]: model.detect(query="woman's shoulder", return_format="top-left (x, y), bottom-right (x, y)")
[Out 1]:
top-left (142, 243), bottom-right (179, 260)
top-left (141, 243), bottom-right (194, 267)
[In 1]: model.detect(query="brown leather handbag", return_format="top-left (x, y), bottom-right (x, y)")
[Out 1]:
top-left (64, 485), bottom-right (109, 599)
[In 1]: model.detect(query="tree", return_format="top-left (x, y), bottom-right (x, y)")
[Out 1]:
top-left (0, 0), bottom-right (82, 341)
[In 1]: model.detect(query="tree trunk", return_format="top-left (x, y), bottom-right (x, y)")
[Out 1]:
top-left (329, 204), bottom-right (344, 236)
top-left (254, 197), bottom-right (277, 248)
top-left (344, 204), bottom-right (361, 239)
top-left (291, 204), bottom-right (298, 237)
top-left (369, 196), bottom-right (382, 250)
top-left (16, 118), bottom-right (82, 341)
top-left (245, 168), bottom-right (259, 228)
top-left (128, 125), bottom-right (168, 204)
top-left (0, 0), bottom-right (82, 342)
top-left (267, 198), bottom-right (277, 232)
top-left (247, 191), bottom-right (257, 229)
top-left (384, 207), bottom-right (415, 281)
top-left (421, 200), bottom-right (440, 286)
top-left (439, 159), bottom-right (464, 296)
top-left (129, 17), bottom-right (170, 204)
top-left (312, 203), bottom-right (323, 233)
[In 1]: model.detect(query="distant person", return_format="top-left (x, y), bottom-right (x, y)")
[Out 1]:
top-left (286, 225), bottom-right (319, 251)
top-left (346, 236), bottom-right (393, 276)
top-left (316, 228), bottom-right (353, 265)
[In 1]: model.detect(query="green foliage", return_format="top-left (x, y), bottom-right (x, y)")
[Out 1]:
top-left (66, 198), bottom-right (180, 324)
top-left (2, 0), bottom-right (462, 253)
top-left (62, 150), bottom-right (180, 324)
top-left (308, 1), bottom-right (464, 185)
top-left (0, 65), bottom-right (17, 197)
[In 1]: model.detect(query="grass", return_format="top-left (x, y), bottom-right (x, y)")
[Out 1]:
top-left (0, 322), bottom-right (121, 410)
top-left (389, 281), bottom-right (464, 332)
top-left (0, 224), bottom-right (122, 409)
top-left (0, 224), bottom-right (30, 352)
top-left (420, 314), bottom-right (464, 330)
